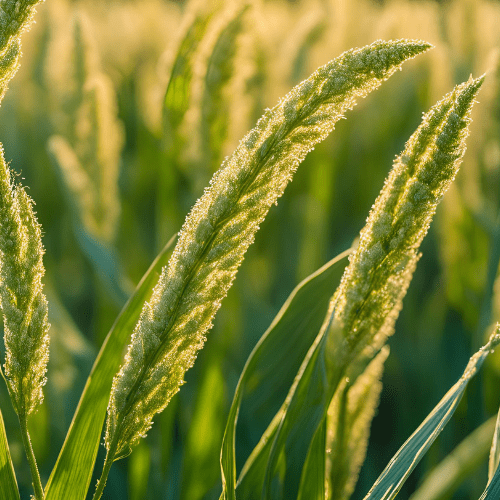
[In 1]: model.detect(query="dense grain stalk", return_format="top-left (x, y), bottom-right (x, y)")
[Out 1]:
top-left (95, 39), bottom-right (431, 499)
top-left (332, 75), bottom-right (485, 361)
top-left (0, 146), bottom-right (49, 499)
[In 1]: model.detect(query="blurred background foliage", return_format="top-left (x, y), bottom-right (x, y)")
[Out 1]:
top-left (1, 0), bottom-right (500, 498)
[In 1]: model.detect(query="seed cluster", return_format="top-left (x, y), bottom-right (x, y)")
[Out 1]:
top-left (0, 146), bottom-right (49, 416)
top-left (105, 39), bottom-right (432, 459)
top-left (333, 75), bottom-right (484, 359)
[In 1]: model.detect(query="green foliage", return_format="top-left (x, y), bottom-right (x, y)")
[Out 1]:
top-left (220, 249), bottom-right (352, 499)
top-left (228, 73), bottom-right (483, 500)
top-left (2, 1), bottom-right (500, 500)
top-left (44, 236), bottom-right (176, 500)
top-left (364, 326), bottom-right (500, 500)
top-left (0, 407), bottom-right (19, 500)
top-left (410, 416), bottom-right (496, 500)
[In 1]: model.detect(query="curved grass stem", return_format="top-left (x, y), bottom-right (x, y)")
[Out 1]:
top-left (18, 412), bottom-right (44, 500)
top-left (92, 438), bottom-right (119, 500)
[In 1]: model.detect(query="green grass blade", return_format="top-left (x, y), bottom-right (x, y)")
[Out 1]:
top-left (364, 327), bottom-right (500, 500)
top-left (481, 461), bottom-right (500, 499)
top-left (409, 416), bottom-right (496, 500)
top-left (489, 405), bottom-right (500, 481)
top-left (297, 416), bottom-right (327, 500)
top-left (235, 413), bottom-right (280, 500)
top-left (259, 320), bottom-right (334, 499)
top-left (43, 235), bottom-right (177, 500)
top-left (220, 248), bottom-right (352, 500)
top-left (0, 407), bottom-right (20, 500)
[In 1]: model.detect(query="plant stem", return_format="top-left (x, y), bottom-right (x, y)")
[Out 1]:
top-left (18, 412), bottom-right (44, 500)
top-left (92, 442), bottom-right (118, 500)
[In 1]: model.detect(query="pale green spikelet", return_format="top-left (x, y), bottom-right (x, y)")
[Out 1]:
top-left (0, 0), bottom-right (44, 104)
top-left (47, 13), bottom-right (124, 242)
top-left (156, 3), bottom-right (216, 244)
top-left (331, 75), bottom-right (484, 361)
top-left (201, 3), bottom-right (249, 171)
top-left (326, 347), bottom-right (389, 500)
top-left (0, 146), bottom-right (49, 416)
top-left (288, 11), bottom-right (326, 85)
top-left (47, 135), bottom-right (96, 223)
top-left (162, 5), bottom-right (215, 151)
top-left (104, 39), bottom-right (432, 460)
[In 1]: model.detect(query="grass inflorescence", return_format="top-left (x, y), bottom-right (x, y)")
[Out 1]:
top-left (1, 1), bottom-right (500, 500)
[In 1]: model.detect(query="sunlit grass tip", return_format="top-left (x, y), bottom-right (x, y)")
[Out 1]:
top-left (0, 145), bottom-right (50, 417)
top-left (0, 0), bottom-right (44, 104)
top-left (332, 74), bottom-right (485, 361)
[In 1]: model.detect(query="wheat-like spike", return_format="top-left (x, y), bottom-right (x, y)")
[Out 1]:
top-left (0, 0), bottom-right (43, 104)
top-left (0, 146), bottom-right (49, 416)
top-left (47, 13), bottom-right (123, 242)
top-left (332, 75), bottom-right (484, 360)
top-left (104, 39), bottom-right (431, 460)
top-left (201, 3), bottom-right (249, 171)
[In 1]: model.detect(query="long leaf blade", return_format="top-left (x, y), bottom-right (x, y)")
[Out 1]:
top-left (481, 463), bottom-right (500, 499)
top-left (482, 403), bottom-right (500, 500)
top-left (409, 416), bottom-right (496, 500)
top-left (489, 404), bottom-right (500, 481)
top-left (364, 327), bottom-right (500, 500)
top-left (0, 407), bottom-right (20, 500)
top-left (297, 416), bottom-right (327, 500)
top-left (220, 248), bottom-right (352, 500)
top-left (44, 236), bottom-right (177, 500)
